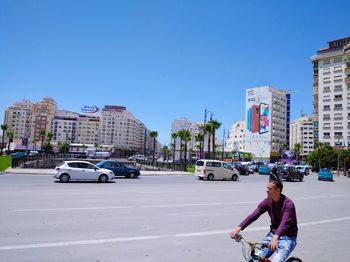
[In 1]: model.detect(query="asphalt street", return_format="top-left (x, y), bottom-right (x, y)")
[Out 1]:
top-left (0, 172), bottom-right (350, 262)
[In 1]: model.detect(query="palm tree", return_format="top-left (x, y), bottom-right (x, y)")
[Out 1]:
top-left (182, 130), bottom-right (192, 164)
top-left (32, 139), bottom-right (37, 151)
top-left (195, 133), bottom-right (204, 159)
top-left (294, 143), bottom-right (301, 163)
top-left (160, 146), bottom-right (170, 161)
top-left (6, 131), bottom-right (14, 154)
top-left (171, 132), bottom-right (178, 164)
top-left (82, 144), bottom-right (87, 153)
top-left (40, 129), bottom-right (46, 153)
top-left (279, 142), bottom-right (288, 160)
top-left (204, 124), bottom-right (213, 159)
top-left (149, 131), bottom-right (158, 163)
top-left (43, 132), bottom-right (53, 154)
top-left (177, 129), bottom-right (186, 162)
top-left (1, 124), bottom-right (8, 156)
top-left (315, 141), bottom-right (323, 170)
top-left (209, 119), bottom-right (221, 159)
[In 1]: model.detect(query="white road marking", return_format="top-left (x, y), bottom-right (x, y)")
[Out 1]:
top-left (0, 216), bottom-right (349, 250)
top-left (11, 194), bottom-right (349, 212)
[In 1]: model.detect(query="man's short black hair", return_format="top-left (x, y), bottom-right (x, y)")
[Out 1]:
top-left (269, 179), bottom-right (283, 193)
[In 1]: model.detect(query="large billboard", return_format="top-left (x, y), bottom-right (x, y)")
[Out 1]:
top-left (245, 87), bottom-right (272, 158)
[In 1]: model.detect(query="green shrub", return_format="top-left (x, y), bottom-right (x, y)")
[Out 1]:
top-left (0, 156), bottom-right (12, 171)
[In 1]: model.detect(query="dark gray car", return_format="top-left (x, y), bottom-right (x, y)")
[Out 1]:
top-left (96, 160), bottom-right (140, 178)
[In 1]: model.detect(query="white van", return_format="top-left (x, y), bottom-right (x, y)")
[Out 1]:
top-left (195, 159), bottom-right (240, 181)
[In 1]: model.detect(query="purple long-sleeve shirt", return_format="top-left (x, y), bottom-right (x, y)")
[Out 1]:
top-left (239, 194), bottom-right (298, 237)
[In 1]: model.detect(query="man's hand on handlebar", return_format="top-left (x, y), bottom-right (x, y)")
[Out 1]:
top-left (230, 226), bottom-right (242, 239)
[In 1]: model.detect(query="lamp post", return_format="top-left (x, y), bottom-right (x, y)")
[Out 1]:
top-left (202, 109), bottom-right (213, 159)
top-left (336, 134), bottom-right (341, 176)
top-left (221, 128), bottom-right (225, 160)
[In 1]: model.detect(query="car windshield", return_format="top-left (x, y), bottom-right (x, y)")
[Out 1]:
top-left (95, 162), bottom-right (103, 167)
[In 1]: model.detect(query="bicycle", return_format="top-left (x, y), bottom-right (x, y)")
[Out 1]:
top-left (234, 234), bottom-right (302, 262)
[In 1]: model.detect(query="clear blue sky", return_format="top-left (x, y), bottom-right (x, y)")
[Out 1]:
top-left (1, 0), bottom-right (349, 145)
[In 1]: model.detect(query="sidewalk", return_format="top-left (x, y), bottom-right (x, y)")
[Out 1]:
top-left (3, 167), bottom-right (192, 176)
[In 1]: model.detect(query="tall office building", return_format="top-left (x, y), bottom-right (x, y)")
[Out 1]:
top-left (290, 114), bottom-right (314, 156)
top-left (311, 37), bottom-right (350, 147)
top-left (245, 86), bottom-right (290, 160)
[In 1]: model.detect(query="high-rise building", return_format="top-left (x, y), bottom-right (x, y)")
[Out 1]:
top-left (29, 97), bottom-right (57, 142)
top-left (311, 37), bottom-right (350, 148)
top-left (100, 105), bottom-right (146, 151)
top-left (76, 114), bottom-right (100, 145)
top-left (4, 99), bottom-right (33, 141)
top-left (226, 121), bottom-right (245, 154)
top-left (290, 114), bottom-right (314, 156)
top-left (53, 110), bottom-right (79, 143)
top-left (245, 86), bottom-right (290, 160)
top-left (170, 117), bottom-right (200, 160)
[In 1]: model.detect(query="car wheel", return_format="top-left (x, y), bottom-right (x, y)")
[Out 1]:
top-left (231, 174), bottom-right (238, 181)
top-left (207, 174), bottom-right (214, 181)
top-left (129, 173), bottom-right (136, 179)
top-left (299, 176), bottom-right (303, 182)
top-left (59, 174), bottom-right (70, 183)
top-left (99, 174), bottom-right (108, 183)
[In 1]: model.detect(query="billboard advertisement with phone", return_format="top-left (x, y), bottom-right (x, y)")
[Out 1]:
top-left (245, 87), bottom-right (272, 158)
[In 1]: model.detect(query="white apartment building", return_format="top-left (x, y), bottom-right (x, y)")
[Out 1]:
top-left (53, 110), bottom-right (79, 143)
top-left (170, 117), bottom-right (201, 160)
top-left (76, 114), bottom-right (100, 145)
top-left (100, 105), bottom-right (146, 152)
top-left (226, 121), bottom-right (245, 153)
top-left (4, 99), bottom-right (33, 140)
top-left (290, 115), bottom-right (314, 156)
top-left (311, 37), bottom-right (350, 148)
top-left (245, 86), bottom-right (290, 160)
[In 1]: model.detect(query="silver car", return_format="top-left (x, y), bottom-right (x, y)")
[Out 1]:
top-left (53, 161), bottom-right (115, 183)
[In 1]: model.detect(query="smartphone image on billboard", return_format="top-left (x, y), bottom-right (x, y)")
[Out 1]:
top-left (252, 105), bottom-right (259, 133)
top-left (247, 107), bottom-right (252, 132)
top-left (259, 103), bottom-right (269, 134)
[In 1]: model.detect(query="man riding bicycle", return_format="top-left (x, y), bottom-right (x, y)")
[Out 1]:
top-left (230, 178), bottom-right (298, 262)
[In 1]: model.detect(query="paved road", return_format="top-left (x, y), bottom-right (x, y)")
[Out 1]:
top-left (1, 173), bottom-right (350, 262)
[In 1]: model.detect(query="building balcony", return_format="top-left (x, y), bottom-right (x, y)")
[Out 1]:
top-left (334, 97), bottom-right (343, 102)
top-left (334, 126), bottom-right (343, 130)
top-left (334, 117), bottom-right (343, 121)
top-left (323, 127), bottom-right (331, 130)
top-left (323, 136), bottom-right (331, 139)
top-left (334, 107), bottom-right (343, 111)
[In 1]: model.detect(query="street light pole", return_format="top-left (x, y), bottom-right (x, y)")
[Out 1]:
top-left (202, 109), bottom-right (213, 159)
top-left (221, 128), bottom-right (225, 160)
top-left (337, 135), bottom-right (341, 176)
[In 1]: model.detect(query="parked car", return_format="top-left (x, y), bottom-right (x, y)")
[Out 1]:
top-left (96, 160), bottom-right (140, 178)
top-left (295, 165), bottom-right (310, 176)
top-left (318, 168), bottom-right (334, 181)
top-left (128, 155), bottom-right (145, 161)
top-left (195, 159), bottom-right (240, 181)
top-left (10, 152), bottom-right (29, 158)
top-left (229, 162), bottom-right (248, 176)
top-left (279, 165), bottom-right (304, 182)
top-left (53, 161), bottom-right (115, 183)
top-left (258, 165), bottom-right (270, 175)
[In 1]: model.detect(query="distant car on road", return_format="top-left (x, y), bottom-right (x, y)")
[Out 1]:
top-left (258, 165), bottom-right (270, 175)
top-left (295, 165), bottom-right (310, 176)
top-left (279, 165), bottom-right (304, 182)
top-left (96, 160), bottom-right (140, 178)
top-left (53, 161), bottom-right (114, 183)
top-left (128, 155), bottom-right (145, 161)
top-left (10, 152), bottom-right (29, 158)
top-left (195, 159), bottom-right (240, 181)
top-left (318, 168), bottom-right (334, 181)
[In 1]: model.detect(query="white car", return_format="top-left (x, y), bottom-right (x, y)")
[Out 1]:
top-left (195, 159), bottom-right (240, 181)
top-left (53, 161), bottom-right (115, 183)
top-left (128, 155), bottom-right (145, 161)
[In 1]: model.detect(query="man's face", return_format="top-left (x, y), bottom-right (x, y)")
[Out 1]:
top-left (266, 182), bottom-right (280, 199)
